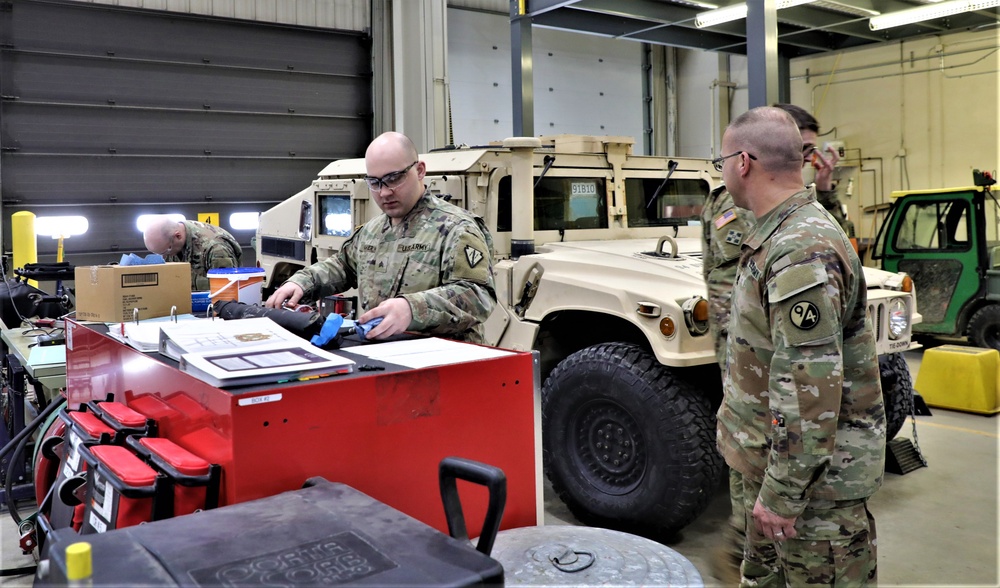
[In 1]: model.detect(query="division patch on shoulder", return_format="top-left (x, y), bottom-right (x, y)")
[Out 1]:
top-left (452, 231), bottom-right (490, 284)
top-left (789, 301), bottom-right (820, 330)
top-left (464, 245), bottom-right (484, 268)
top-left (725, 229), bottom-right (743, 245)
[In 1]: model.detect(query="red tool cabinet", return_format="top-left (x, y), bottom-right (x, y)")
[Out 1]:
top-left (63, 320), bottom-right (541, 536)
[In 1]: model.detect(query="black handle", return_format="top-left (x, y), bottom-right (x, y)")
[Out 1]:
top-left (438, 457), bottom-right (507, 556)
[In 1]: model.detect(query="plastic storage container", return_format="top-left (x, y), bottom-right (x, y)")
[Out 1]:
top-left (207, 267), bottom-right (265, 306)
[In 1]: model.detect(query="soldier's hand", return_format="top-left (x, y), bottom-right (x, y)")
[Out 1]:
top-left (265, 282), bottom-right (304, 309)
top-left (752, 497), bottom-right (797, 542)
top-left (358, 298), bottom-right (412, 340)
top-left (812, 145), bottom-right (840, 192)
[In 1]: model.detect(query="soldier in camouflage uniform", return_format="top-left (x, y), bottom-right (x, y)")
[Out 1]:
top-left (716, 107), bottom-right (884, 587)
top-left (265, 132), bottom-right (496, 344)
top-left (143, 217), bottom-right (242, 291)
top-left (701, 103), bottom-right (855, 584)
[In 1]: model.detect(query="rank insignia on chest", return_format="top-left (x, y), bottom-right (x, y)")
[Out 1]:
top-left (747, 258), bottom-right (762, 281)
top-left (725, 229), bottom-right (743, 245)
top-left (714, 208), bottom-right (737, 229)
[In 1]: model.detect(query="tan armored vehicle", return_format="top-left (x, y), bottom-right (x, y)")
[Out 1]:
top-left (256, 135), bottom-right (919, 537)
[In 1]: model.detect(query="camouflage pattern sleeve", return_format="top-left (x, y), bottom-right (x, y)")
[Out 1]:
top-left (757, 251), bottom-right (847, 518)
top-left (181, 221), bottom-right (243, 291)
top-left (701, 186), bottom-right (755, 366)
top-left (816, 187), bottom-right (855, 237)
top-left (285, 226), bottom-right (361, 301)
top-left (401, 220), bottom-right (496, 342)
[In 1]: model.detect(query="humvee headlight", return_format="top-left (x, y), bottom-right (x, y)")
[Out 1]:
top-left (682, 296), bottom-right (710, 335)
top-left (659, 316), bottom-right (676, 338)
top-left (888, 298), bottom-right (908, 340)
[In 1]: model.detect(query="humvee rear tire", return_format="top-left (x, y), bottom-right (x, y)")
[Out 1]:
top-left (967, 305), bottom-right (1000, 351)
top-left (879, 353), bottom-right (913, 441)
top-left (541, 342), bottom-right (723, 539)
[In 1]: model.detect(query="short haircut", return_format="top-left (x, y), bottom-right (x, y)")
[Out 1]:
top-left (772, 103), bottom-right (819, 133)
top-left (727, 107), bottom-right (803, 174)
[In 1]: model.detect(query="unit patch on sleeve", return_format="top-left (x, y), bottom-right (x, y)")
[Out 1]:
top-left (789, 301), bottom-right (820, 329)
top-left (725, 229), bottom-right (743, 245)
top-left (452, 231), bottom-right (491, 284)
top-left (464, 245), bottom-right (484, 268)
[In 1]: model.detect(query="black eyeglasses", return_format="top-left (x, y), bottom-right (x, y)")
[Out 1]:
top-left (364, 161), bottom-right (418, 192)
top-left (712, 151), bottom-right (757, 172)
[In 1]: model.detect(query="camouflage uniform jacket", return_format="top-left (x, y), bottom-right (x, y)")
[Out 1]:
top-left (166, 221), bottom-right (242, 291)
top-left (286, 191), bottom-right (496, 344)
top-left (716, 188), bottom-right (885, 520)
top-left (701, 185), bottom-right (755, 367)
top-left (816, 186), bottom-right (854, 238)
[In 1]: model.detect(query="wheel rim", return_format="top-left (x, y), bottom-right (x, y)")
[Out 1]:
top-left (570, 399), bottom-right (646, 496)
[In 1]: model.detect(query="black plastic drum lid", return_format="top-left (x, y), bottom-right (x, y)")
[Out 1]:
top-left (490, 525), bottom-right (703, 586)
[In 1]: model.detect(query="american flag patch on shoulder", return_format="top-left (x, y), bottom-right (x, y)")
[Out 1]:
top-left (715, 208), bottom-right (737, 229)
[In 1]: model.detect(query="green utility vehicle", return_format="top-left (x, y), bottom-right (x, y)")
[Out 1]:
top-left (873, 171), bottom-right (999, 350)
top-left (257, 135), bottom-right (920, 538)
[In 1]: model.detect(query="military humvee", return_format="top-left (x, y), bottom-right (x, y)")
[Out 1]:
top-left (256, 135), bottom-right (920, 538)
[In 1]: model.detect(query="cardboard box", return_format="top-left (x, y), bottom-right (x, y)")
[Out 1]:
top-left (75, 263), bottom-right (192, 322)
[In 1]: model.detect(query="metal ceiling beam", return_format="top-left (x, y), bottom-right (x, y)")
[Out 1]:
top-left (569, 0), bottom-right (701, 24)
top-left (530, 9), bottom-right (743, 51)
top-left (524, 0), bottom-right (583, 17)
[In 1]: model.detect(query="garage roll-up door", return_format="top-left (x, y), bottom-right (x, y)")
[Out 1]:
top-left (1, 0), bottom-right (372, 267)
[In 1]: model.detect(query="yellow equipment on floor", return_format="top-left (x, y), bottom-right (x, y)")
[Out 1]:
top-left (914, 345), bottom-right (1000, 415)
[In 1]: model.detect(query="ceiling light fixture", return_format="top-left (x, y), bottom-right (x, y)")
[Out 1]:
top-left (694, 0), bottom-right (817, 28)
top-left (869, 0), bottom-right (999, 30)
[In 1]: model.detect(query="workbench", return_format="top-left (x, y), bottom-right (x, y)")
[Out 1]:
top-left (1, 324), bottom-right (67, 405)
top-left (1, 323), bottom-right (67, 503)
top-left (62, 319), bottom-right (542, 537)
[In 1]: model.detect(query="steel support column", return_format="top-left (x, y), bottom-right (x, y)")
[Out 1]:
top-left (510, 0), bottom-right (534, 137)
top-left (746, 0), bottom-right (779, 108)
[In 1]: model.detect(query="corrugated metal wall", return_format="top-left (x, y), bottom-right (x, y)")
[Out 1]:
top-left (72, 0), bottom-right (370, 30)
top-left (1, 0), bottom-right (372, 267)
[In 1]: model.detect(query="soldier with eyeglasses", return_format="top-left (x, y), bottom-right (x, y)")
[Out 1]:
top-left (702, 104), bottom-right (860, 584)
top-left (265, 132), bottom-right (496, 344)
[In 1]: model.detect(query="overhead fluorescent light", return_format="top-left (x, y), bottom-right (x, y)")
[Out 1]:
top-left (695, 0), bottom-right (817, 28)
top-left (695, 4), bottom-right (748, 27)
top-left (811, 0), bottom-right (880, 17)
top-left (869, 0), bottom-right (999, 30)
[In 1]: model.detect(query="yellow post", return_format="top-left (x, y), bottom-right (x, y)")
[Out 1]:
top-left (11, 211), bottom-right (38, 287)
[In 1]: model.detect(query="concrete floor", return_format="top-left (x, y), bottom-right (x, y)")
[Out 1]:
top-left (2, 348), bottom-right (998, 586)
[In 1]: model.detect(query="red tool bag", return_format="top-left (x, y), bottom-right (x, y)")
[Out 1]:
top-left (88, 400), bottom-right (157, 438)
top-left (43, 410), bottom-right (117, 533)
top-left (78, 444), bottom-right (170, 534)
top-left (126, 436), bottom-right (220, 517)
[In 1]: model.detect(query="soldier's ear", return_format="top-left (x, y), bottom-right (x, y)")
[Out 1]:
top-left (415, 161), bottom-right (427, 181)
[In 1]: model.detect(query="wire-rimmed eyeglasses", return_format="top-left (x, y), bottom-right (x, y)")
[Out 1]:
top-left (712, 151), bottom-right (757, 172)
top-left (364, 161), bottom-right (418, 192)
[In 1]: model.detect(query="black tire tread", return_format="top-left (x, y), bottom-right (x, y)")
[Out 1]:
top-left (967, 304), bottom-right (1000, 351)
top-left (542, 342), bottom-right (723, 539)
top-left (879, 353), bottom-right (913, 441)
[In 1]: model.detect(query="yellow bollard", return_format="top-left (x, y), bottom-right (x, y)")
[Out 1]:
top-left (11, 211), bottom-right (38, 287)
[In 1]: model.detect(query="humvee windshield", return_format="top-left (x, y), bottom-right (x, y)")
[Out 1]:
top-left (495, 176), bottom-right (710, 232)
top-left (624, 178), bottom-right (709, 228)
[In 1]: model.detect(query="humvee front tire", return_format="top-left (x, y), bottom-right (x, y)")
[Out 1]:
top-left (541, 342), bottom-right (723, 539)
top-left (879, 352), bottom-right (913, 441)
top-left (967, 304), bottom-right (1000, 351)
